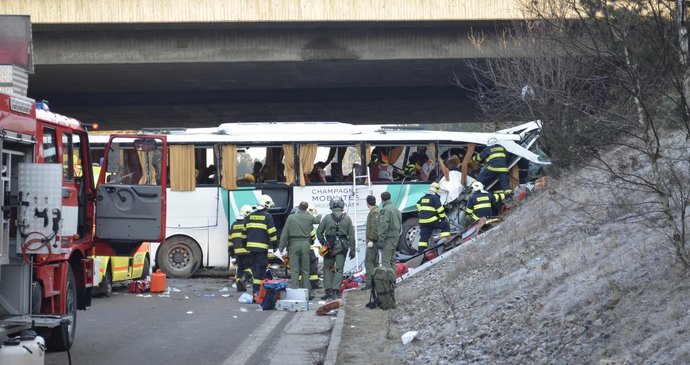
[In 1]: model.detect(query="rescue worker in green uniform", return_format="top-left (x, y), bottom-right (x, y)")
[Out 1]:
top-left (378, 191), bottom-right (402, 270)
top-left (279, 201), bottom-right (319, 298)
top-left (416, 182), bottom-right (450, 253)
top-left (316, 198), bottom-right (355, 301)
top-left (362, 195), bottom-right (380, 291)
top-left (228, 204), bottom-right (253, 292)
top-left (244, 194), bottom-right (278, 297)
top-left (307, 205), bottom-right (322, 290)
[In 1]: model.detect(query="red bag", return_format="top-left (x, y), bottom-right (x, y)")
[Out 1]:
top-left (339, 278), bottom-right (359, 292)
top-left (128, 279), bottom-right (150, 293)
top-left (395, 263), bottom-right (409, 278)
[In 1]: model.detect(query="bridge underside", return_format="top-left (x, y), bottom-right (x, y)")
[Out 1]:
top-left (27, 23), bottom-right (508, 129)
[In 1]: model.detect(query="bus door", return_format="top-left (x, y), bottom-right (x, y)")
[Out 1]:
top-left (95, 135), bottom-right (167, 242)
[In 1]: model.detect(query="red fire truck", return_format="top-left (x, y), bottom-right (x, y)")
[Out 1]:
top-left (0, 91), bottom-right (168, 350)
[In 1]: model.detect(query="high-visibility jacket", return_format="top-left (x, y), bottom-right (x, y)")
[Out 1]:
top-left (244, 209), bottom-right (278, 252)
top-left (228, 217), bottom-right (249, 255)
top-left (473, 144), bottom-right (508, 172)
top-left (465, 191), bottom-right (505, 221)
top-left (416, 193), bottom-right (446, 224)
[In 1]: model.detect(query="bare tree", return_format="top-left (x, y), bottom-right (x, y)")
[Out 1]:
top-left (460, 0), bottom-right (690, 267)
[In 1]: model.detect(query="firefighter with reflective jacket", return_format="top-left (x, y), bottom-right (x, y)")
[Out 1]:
top-left (473, 137), bottom-right (512, 197)
top-left (316, 198), bottom-right (355, 301)
top-left (465, 180), bottom-right (505, 224)
top-left (279, 201), bottom-right (319, 298)
top-left (229, 204), bottom-right (254, 292)
top-left (244, 195), bottom-right (278, 297)
top-left (416, 182), bottom-right (450, 253)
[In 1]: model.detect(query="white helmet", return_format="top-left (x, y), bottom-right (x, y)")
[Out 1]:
top-left (259, 194), bottom-right (274, 209)
top-left (470, 180), bottom-right (484, 192)
top-left (428, 182), bottom-right (441, 194)
top-left (307, 204), bottom-right (318, 217)
top-left (240, 204), bottom-right (253, 218)
top-left (487, 137), bottom-right (498, 146)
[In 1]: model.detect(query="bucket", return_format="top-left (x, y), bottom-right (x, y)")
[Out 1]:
top-left (150, 270), bottom-right (167, 293)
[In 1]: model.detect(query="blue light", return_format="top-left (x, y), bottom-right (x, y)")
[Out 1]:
top-left (36, 101), bottom-right (50, 111)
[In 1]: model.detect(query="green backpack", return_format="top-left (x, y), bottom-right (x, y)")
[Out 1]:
top-left (370, 267), bottom-right (396, 310)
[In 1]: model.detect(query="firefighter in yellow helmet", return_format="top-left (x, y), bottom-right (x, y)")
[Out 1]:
top-left (244, 195), bottom-right (278, 297)
top-left (416, 181), bottom-right (451, 253)
top-left (229, 204), bottom-right (253, 292)
top-left (473, 137), bottom-right (512, 197)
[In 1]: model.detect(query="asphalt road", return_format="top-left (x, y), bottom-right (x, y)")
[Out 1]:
top-left (45, 276), bottom-right (290, 365)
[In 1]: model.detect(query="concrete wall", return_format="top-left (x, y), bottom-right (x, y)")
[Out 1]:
top-left (1, 0), bottom-right (524, 23)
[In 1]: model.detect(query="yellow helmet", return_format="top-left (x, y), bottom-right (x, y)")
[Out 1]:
top-left (319, 245), bottom-right (331, 257)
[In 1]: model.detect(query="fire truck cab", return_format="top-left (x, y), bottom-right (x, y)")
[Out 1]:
top-left (0, 92), bottom-right (167, 351)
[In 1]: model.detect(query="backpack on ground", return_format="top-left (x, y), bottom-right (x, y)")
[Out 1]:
top-left (370, 266), bottom-right (396, 310)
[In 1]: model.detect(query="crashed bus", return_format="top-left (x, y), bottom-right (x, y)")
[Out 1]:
top-left (89, 121), bottom-right (546, 278)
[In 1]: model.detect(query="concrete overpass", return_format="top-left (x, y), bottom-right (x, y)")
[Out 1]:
top-left (1, 1), bottom-right (527, 129)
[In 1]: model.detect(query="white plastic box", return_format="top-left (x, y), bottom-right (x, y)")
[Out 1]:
top-left (276, 299), bottom-right (309, 311)
top-left (284, 288), bottom-right (308, 301)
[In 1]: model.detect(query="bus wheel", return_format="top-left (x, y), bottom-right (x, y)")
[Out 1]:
top-left (157, 236), bottom-right (202, 279)
top-left (398, 217), bottom-right (420, 255)
top-left (46, 266), bottom-right (77, 351)
top-left (140, 256), bottom-right (150, 280)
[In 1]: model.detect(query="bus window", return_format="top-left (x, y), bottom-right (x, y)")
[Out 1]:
top-left (235, 145), bottom-right (283, 185)
top-left (305, 145), bottom-right (360, 185)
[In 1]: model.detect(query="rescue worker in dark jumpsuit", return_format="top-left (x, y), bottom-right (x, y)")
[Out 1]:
top-left (244, 194), bottom-right (278, 297)
top-left (473, 138), bottom-right (512, 197)
top-left (316, 198), bottom-right (355, 301)
top-left (416, 182), bottom-right (450, 253)
top-left (465, 180), bottom-right (505, 224)
top-left (228, 204), bottom-right (254, 292)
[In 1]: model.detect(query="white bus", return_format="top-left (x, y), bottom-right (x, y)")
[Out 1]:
top-left (90, 121), bottom-right (547, 278)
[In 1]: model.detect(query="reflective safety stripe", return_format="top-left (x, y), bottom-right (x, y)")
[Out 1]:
top-left (417, 206), bottom-right (437, 212)
top-left (246, 222), bottom-right (268, 230)
top-left (253, 278), bottom-right (263, 285)
top-left (309, 275), bottom-right (319, 280)
top-left (471, 213), bottom-right (480, 221)
top-left (246, 242), bottom-right (269, 250)
top-left (229, 232), bottom-right (245, 239)
top-left (310, 245), bottom-right (315, 250)
top-left (487, 166), bottom-right (509, 172)
top-left (465, 207), bottom-right (474, 214)
top-left (418, 241), bottom-right (428, 247)
top-left (474, 202), bottom-right (492, 210)
top-left (235, 248), bottom-right (250, 254)
top-left (418, 216), bottom-right (439, 224)
top-left (485, 152), bottom-right (506, 162)
top-left (267, 227), bottom-right (277, 234)
top-left (232, 223), bottom-right (244, 230)
top-left (244, 268), bottom-right (253, 274)
top-left (249, 214), bottom-right (266, 221)
top-left (439, 232), bottom-right (451, 237)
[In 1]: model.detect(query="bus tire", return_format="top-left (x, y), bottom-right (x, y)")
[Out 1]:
top-left (398, 217), bottom-right (420, 255)
top-left (157, 236), bottom-right (202, 279)
top-left (139, 256), bottom-right (150, 280)
top-left (46, 266), bottom-right (77, 351)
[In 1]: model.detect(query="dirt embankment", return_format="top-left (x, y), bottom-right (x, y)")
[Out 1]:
top-left (339, 174), bottom-right (690, 364)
